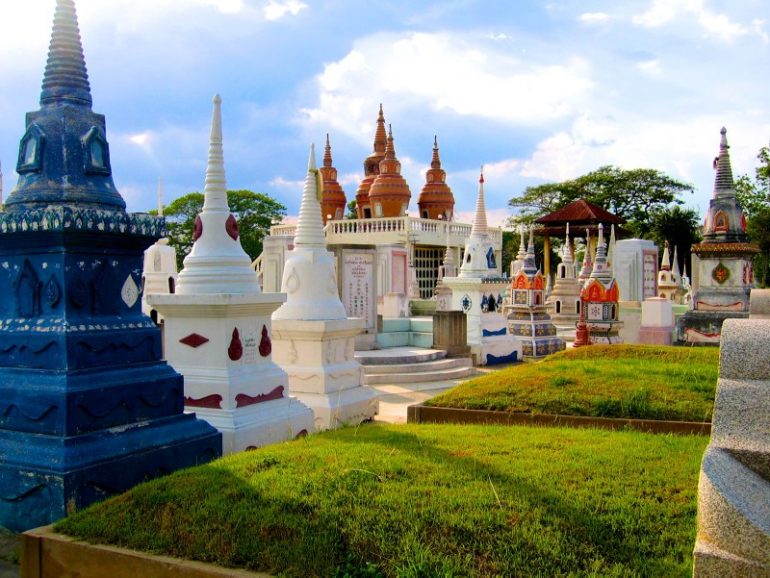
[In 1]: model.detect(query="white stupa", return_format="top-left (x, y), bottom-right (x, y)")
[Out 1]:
top-left (148, 95), bottom-right (314, 453)
top-left (272, 145), bottom-right (378, 429)
top-left (142, 177), bottom-right (178, 322)
top-left (442, 170), bottom-right (521, 365)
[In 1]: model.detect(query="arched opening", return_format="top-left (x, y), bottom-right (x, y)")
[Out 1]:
top-left (556, 300), bottom-right (562, 314)
top-left (168, 277), bottom-right (176, 294)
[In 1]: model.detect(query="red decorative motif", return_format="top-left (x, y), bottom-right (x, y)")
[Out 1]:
top-left (235, 386), bottom-right (284, 408)
top-left (192, 215), bottom-right (203, 241)
top-left (259, 325), bottom-right (271, 357)
top-left (228, 328), bottom-right (243, 361)
top-left (185, 394), bottom-right (223, 409)
top-left (179, 333), bottom-right (210, 348)
top-left (225, 214), bottom-right (239, 241)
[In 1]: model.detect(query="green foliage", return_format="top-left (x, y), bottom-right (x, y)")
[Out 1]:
top-left (56, 423), bottom-right (707, 577)
top-left (346, 199), bottom-right (358, 219)
top-left (428, 345), bottom-right (718, 422)
top-left (508, 165), bottom-right (695, 232)
top-left (156, 190), bottom-right (286, 269)
top-left (647, 205), bottom-right (702, 276)
top-left (735, 142), bottom-right (770, 286)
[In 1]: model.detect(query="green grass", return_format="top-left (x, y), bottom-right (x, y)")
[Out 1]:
top-left (57, 423), bottom-right (707, 577)
top-left (427, 345), bottom-right (719, 422)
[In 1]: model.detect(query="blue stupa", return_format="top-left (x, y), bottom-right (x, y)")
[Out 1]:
top-left (0, 0), bottom-right (222, 532)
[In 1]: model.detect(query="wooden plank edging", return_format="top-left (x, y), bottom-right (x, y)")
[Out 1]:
top-left (407, 404), bottom-right (711, 435)
top-left (21, 525), bottom-right (271, 578)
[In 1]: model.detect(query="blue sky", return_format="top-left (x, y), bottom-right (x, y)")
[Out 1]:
top-left (1, 0), bottom-right (769, 226)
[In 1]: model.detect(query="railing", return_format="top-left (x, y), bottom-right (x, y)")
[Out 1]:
top-left (268, 216), bottom-right (503, 248)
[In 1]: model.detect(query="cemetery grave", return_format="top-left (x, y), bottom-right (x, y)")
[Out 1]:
top-left (426, 344), bottom-right (718, 423)
top-left (55, 423), bottom-right (707, 577)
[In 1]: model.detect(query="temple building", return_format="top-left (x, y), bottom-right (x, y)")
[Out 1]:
top-left (354, 104), bottom-right (387, 219)
top-left (319, 134), bottom-right (346, 223)
top-left (256, 104), bottom-right (502, 327)
top-left (546, 224), bottom-right (582, 339)
top-left (417, 136), bottom-right (455, 220)
top-left (677, 128), bottom-right (758, 344)
top-left (0, 0), bottom-right (221, 531)
top-left (367, 125), bottom-right (412, 218)
top-left (580, 224), bottom-right (624, 344)
top-left (507, 229), bottom-right (566, 357)
top-left (142, 178), bottom-right (178, 323)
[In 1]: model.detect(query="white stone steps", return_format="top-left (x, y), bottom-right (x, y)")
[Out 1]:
top-left (355, 347), bottom-right (446, 365)
top-left (363, 364), bottom-right (475, 385)
top-left (363, 357), bottom-right (469, 375)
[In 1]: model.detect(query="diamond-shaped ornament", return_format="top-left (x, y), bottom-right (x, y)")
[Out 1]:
top-left (179, 333), bottom-right (210, 348)
top-left (121, 274), bottom-right (139, 308)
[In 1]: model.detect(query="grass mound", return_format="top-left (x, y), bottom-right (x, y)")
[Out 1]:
top-left (427, 344), bottom-right (718, 422)
top-left (57, 423), bottom-right (706, 577)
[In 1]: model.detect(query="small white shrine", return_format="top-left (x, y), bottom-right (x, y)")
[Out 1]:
top-left (141, 178), bottom-right (178, 323)
top-left (272, 145), bottom-right (378, 430)
top-left (442, 171), bottom-right (520, 365)
top-left (148, 95), bottom-right (314, 453)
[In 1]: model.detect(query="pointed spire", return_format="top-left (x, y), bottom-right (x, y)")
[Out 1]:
top-left (522, 226), bottom-right (538, 274)
top-left (713, 127), bottom-right (735, 194)
top-left (384, 124), bottom-right (396, 160)
top-left (323, 133), bottom-right (332, 168)
top-left (431, 135), bottom-right (441, 169)
top-left (440, 224), bottom-right (456, 279)
top-left (157, 177), bottom-right (164, 217)
top-left (294, 144), bottom-right (326, 248)
top-left (176, 95), bottom-right (260, 295)
top-left (672, 245), bottom-right (682, 282)
top-left (40, 0), bottom-right (92, 107)
top-left (202, 94), bottom-right (228, 211)
top-left (470, 167), bottom-right (488, 237)
top-left (608, 224), bottom-right (616, 266)
top-left (660, 240), bottom-right (671, 271)
top-left (518, 224), bottom-right (527, 257)
top-left (374, 103), bottom-right (387, 154)
top-left (589, 223), bottom-right (613, 282)
top-left (579, 228), bottom-right (593, 285)
top-left (562, 223), bottom-right (573, 264)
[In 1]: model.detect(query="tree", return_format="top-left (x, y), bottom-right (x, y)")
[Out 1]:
top-left (736, 142), bottom-right (770, 286)
top-left (156, 190), bottom-right (286, 269)
top-left (646, 205), bottom-right (702, 277)
top-left (345, 199), bottom-right (357, 219)
top-left (508, 165), bottom-right (695, 236)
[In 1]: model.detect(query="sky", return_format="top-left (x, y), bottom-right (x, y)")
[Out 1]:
top-left (0, 0), bottom-right (769, 227)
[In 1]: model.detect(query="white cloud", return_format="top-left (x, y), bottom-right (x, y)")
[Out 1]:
top-left (128, 131), bottom-right (154, 150)
top-left (454, 208), bottom-right (510, 229)
top-left (302, 32), bottom-right (594, 140)
top-left (270, 176), bottom-right (305, 189)
top-left (752, 19), bottom-right (770, 43)
top-left (200, 0), bottom-right (244, 13)
top-left (633, 0), bottom-right (748, 42)
top-left (487, 33), bottom-right (512, 41)
top-left (636, 59), bottom-right (661, 76)
top-left (264, 0), bottom-right (308, 21)
top-left (579, 12), bottom-right (610, 24)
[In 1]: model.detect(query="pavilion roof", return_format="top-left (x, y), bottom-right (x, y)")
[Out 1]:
top-left (535, 199), bottom-right (625, 226)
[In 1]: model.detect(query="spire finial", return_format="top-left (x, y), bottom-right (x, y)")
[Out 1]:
top-left (40, 0), bottom-right (92, 107)
top-left (202, 94), bottom-right (227, 212)
top-left (323, 133), bottom-right (333, 168)
top-left (157, 177), bottom-right (164, 217)
top-left (373, 104), bottom-right (387, 154)
top-left (470, 167), bottom-right (488, 237)
top-left (294, 143), bottom-right (326, 248)
top-left (713, 126), bottom-right (735, 193)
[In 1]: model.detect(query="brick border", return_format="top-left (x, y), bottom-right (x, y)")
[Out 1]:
top-left (407, 404), bottom-right (711, 435)
top-left (21, 525), bottom-right (270, 578)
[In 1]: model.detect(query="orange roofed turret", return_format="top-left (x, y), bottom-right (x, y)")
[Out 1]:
top-left (319, 134), bottom-right (346, 223)
top-left (417, 135), bottom-right (455, 220)
top-left (368, 124), bottom-right (412, 218)
top-left (355, 104), bottom-right (387, 218)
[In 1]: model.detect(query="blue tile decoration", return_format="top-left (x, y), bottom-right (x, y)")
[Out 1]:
top-left (0, 0), bottom-right (221, 532)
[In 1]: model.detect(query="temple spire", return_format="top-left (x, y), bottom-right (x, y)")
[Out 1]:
top-left (323, 133), bottom-right (332, 168)
top-left (374, 103), bottom-right (387, 154)
top-left (157, 177), bottom-right (164, 217)
top-left (202, 94), bottom-right (228, 212)
top-left (470, 167), bottom-right (488, 238)
top-left (40, 0), bottom-right (92, 107)
top-left (294, 144), bottom-right (326, 248)
top-left (713, 127), bottom-right (735, 195)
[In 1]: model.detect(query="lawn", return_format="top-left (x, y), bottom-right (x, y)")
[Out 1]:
top-left (426, 345), bottom-right (719, 423)
top-left (57, 423), bottom-right (707, 577)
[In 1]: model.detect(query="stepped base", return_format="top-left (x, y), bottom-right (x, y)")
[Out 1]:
top-left (0, 413), bottom-right (220, 532)
top-left (293, 386), bottom-right (379, 430)
top-left (192, 397), bottom-right (314, 454)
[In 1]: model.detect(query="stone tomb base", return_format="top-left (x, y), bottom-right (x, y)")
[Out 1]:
top-left (191, 397), bottom-right (314, 453)
top-left (272, 318), bottom-right (378, 430)
top-left (475, 313), bottom-right (521, 366)
top-left (677, 310), bottom-right (749, 345)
